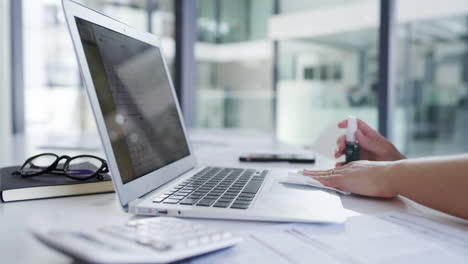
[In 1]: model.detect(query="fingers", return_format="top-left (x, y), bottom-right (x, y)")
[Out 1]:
top-left (337, 118), bottom-right (384, 158)
top-left (357, 119), bottom-right (381, 138)
top-left (302, 169), bottom-right (334, 177)
top-left (337, 119), bottom-right (347, 129)
top-left (302, 168), bottom-right (345, 189)
top-left (309, 175), bottom-right (342, 189)
top-left (335, 161), bottom-right (346, 167)
top-left (355, 129), bottom-right (379, 153)
top-left (335, 135), bottom-right (346, 158)
top-left (337, 119), bottom-right (380, 138)
top-left (303, 165), bottom-right (346, 176)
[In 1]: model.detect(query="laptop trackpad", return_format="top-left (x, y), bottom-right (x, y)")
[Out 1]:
top-left (253, 175), bottom-right (346, 223)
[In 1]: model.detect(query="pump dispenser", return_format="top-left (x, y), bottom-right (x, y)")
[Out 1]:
top-left (345, 116), bottom-right (360, 163)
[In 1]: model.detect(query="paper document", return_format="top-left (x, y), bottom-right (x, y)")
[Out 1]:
top-left (184, 212), bottom-right (468, 264)
top-left (282, 171), bottom-right (351, 195)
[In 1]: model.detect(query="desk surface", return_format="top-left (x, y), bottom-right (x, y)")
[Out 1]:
top-left (1, 129), bottom-right (465, 263)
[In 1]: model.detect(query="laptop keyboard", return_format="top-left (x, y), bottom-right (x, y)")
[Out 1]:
top-left (153, 167), bottom-right (268, 210)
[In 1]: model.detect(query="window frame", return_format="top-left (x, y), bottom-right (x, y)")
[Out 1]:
top-left (11, 0), bottom-right (25, 134)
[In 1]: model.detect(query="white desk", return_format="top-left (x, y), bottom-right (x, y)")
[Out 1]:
top-left (0, 129), bottom-right (465, 263)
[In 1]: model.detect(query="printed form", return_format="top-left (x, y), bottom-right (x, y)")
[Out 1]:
top-left (184, 212), bottom-right (468, 264)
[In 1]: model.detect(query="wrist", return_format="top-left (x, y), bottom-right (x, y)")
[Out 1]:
top-left (381, 160), bottom-right (403, 197)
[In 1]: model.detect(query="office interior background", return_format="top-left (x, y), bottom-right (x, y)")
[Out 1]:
top-left (1, 0), bottom-right (468, 158)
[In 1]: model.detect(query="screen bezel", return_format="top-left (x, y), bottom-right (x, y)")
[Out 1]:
top-left (62, 0), bottom-right (197, 209)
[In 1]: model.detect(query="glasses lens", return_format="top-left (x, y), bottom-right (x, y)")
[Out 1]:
top-left (21, 154), bottom-right (57, 176)
top-left (65, 157), bottom-right (103, 179)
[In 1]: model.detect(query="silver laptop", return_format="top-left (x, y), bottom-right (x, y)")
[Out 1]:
top-left (63, 0), bottom-right (345, 223)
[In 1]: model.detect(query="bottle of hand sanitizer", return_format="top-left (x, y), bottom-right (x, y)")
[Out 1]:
top-left (345, 116), bottom-right (360, 164)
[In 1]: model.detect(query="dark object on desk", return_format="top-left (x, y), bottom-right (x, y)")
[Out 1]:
top-left (239, 153), bottom-right (315, 163)
top-left (18, 153), bottom-right (109, 181)
top-left (0, 165), bottom-right (114, 202)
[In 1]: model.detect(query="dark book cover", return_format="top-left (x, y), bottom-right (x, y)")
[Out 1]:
top-left (0, 165), bottom-right (114, 202)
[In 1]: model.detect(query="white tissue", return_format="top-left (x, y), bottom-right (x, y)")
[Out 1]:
top-left (282, 171), bottom-right (351, 195)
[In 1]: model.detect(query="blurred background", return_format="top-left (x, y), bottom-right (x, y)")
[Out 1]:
top-left (1, 0), bottom-right (468, 158)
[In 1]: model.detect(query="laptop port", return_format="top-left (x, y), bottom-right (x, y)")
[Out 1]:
top-left (157, 209), bottom-right (168, 214)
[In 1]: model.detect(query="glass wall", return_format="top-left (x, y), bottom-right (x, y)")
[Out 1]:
top-left (194, 0), bottom-right (381, 145)
top-left (276, 0), bottom-right (379, 145)
top-left (280, 0), bottom-right (366, 13)
top-left (22, 0), bottom-right (174, 136)
top-left (18, 0), bottom-right (468, 157)
top-left (195, 0), bottom-right (275, 131)
top-left (395, 1), bottom-right (468, 157)
top-left (193, 0), bottom-right (468, 156)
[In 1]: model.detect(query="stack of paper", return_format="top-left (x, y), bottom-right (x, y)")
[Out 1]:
top-left (184, 212), bottom-right (468, 264)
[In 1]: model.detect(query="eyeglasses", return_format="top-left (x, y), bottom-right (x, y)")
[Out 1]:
top-left (14, 153), bottom-right (109, 181)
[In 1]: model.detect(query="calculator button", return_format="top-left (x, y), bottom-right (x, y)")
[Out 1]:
top-left (136, 237), bottom-right (152, 246)
top-left (151, 242), bottom-right (171, 251)
top-left (199, 236), bottom-right (210, 244)
top-left (186, 239), bottom-right (199, 247)
top-left (211, 234), bottom-right (221, 241)
top-left (126, 221), bottom-right (138, 227)
top-left (222, 232), bottom-right (233, 239)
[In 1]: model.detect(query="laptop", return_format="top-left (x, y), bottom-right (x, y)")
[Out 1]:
top-left (62, 0), bottom-right (345, 223)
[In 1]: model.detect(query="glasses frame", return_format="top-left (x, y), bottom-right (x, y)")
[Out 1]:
top-left (19, 153), bottom-right (109, 181)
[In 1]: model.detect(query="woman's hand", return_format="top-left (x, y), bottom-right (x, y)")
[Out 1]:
top-left (303, 160), bottom-right (397, 198)
top-left (335, 119), bottom-right (405, 166)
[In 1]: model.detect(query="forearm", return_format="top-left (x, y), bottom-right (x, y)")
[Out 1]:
top-left (388, 154), bottom-right (468, 220)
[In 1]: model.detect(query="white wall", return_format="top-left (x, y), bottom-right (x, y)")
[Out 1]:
top-left (0, 0), bottom-right (12, 147)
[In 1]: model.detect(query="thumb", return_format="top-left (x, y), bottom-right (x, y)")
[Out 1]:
top-left (355, 129), bottom-right (379, 153)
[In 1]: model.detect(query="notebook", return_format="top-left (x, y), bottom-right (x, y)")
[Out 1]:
top-left (0, 165), bottom-right (113, 202)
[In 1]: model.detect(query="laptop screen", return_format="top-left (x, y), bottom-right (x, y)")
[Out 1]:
top-left (75, 17), bottom-right (190, 184)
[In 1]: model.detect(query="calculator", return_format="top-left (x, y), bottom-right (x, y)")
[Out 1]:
top-left (31, 217), bottom-right (242, 263)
